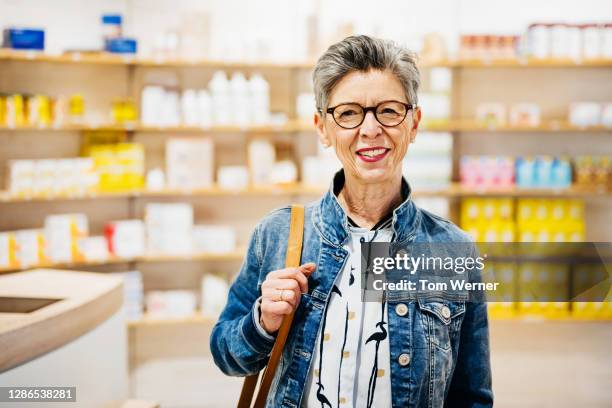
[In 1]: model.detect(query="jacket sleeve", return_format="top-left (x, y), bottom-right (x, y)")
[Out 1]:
top-left (445, 246), bottom-right (494, 407)
top-left (210, 223), bottom-right (276, 376)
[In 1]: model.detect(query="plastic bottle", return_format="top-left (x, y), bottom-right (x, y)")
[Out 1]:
top-left (230, 72), bottom-right (250, 125)
top-left (249, 74), bottom-right (270, 125)
top-left (208, 71), bottom-right (231, 125)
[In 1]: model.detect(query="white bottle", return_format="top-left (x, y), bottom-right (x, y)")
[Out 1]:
top-left (208, 71), bottom-right (231, 125)
top-left (249, 74), bottom-right (270, 125)
top-left (141, 86), bottom-right (164, 126)
top-left (181, 89), bottom-right (199, 126)
top-left (197, 90), bottom-right (212, 128)
top-left (230, 72), bottom-right (250, 126)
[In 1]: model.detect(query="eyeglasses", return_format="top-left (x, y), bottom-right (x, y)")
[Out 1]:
top-left (325, 100), bottom-right (414, 129)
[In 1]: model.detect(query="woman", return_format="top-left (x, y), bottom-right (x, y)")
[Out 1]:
top-left (211, 35), bottom-right (493, 407)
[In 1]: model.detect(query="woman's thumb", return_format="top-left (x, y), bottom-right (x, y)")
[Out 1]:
top-left (300, 262), bottom-right (316, 276)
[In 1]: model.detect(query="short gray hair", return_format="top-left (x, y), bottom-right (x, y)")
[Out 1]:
top-left (313, 35), bottom-right (420, 113)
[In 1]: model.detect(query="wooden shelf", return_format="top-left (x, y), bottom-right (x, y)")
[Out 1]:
top-left (1, 183), bottom-right (608, 204)
top-left (126, 312), bottom-right (609, 329)
top-left (1, 120), bottom-right (609, 134)
top-left (0, 120), bottom-right (312, 133)
top-left (0, 248), bottom-right (246, 274)
top-left (2, 50), bottom-right (611, 69)
top-left (127, 314), bottom-right (216, 328)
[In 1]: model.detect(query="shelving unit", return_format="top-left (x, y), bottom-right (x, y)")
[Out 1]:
top-left (1, 119), bottom-right (610, 133)
top-left (1, 47), bottom-right (611, 329)
top-left (1, 182), bottom-right (609, 204)
top-left (0, 247), bottom-right (246, 274)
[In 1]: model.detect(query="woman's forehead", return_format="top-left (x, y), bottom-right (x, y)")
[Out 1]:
top-left (328, 69), bottom-right (406, 106)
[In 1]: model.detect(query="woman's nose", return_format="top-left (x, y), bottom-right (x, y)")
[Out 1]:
top-left (359, 111), bottom-right (382, 137)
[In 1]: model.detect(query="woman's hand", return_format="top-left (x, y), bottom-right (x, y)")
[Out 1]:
top-left (259, 263), bottom-right (316, 334)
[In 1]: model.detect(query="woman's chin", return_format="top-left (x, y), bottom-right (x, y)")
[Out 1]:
top-left (353, 167), bottom-right (393, 184)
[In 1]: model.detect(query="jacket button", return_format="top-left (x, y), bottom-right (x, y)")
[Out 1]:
top-left (395, 303), bottom-right (408, 317)
top-left (398, 353), bottom-right (410, 366)
top-left (441, 306), bottom-right (451, 319)
top-left (396, 249), bottom-right (408, 257)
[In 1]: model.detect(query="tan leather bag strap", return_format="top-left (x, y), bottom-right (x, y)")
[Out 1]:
top-left (237, 204), bottom-right (305, 408)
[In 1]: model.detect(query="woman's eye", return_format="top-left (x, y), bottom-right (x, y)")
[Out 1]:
top-left (339, 110), bottom-right (358, 117)
top-left (380, 108), bottom-right (399, 115)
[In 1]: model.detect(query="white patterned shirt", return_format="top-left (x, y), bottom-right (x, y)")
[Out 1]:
top-left (302, 223), bottom-right (393, 408)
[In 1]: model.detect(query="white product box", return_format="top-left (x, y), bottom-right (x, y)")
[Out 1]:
top-left (44, 214), bottom-right (88, 263)
top-left (270, 160), bottom-right (297, 184)
top-left (7, 160), bottom-right (35, 196)
top-left (114, 270), bottom-right (143, 320)
top-left (429, 68), bottom-right (452, 92)
top-left (145, 290), bottom-right (197, 318)
top-left (201, 275), bottom-right (229, 316)
top-left (569, 102), bottom-right (601, 127)
top-left (476, 103), bottom-right (507, 126)
top-left (105, 219), bottom-right (146, 258)
top-left (145, 203), bottom-right (194, 254)
top-left (78, 236), bottom-right (109, 261)
top-left (166, 138), bottom-right (214, 189)
top-left (248, 139), bottom-right (276, 186)
top-left (193, 225), bottom-right (236, 253)
top-left (217, 166), bottom-right (249, 190)
top-left (14, 229), bottom-right (44, 268)
top-left (509, 103), bottom-right (541, 127)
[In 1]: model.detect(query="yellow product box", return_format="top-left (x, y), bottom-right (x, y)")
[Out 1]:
top-left (89, 145), bottom-right (120, 191)
top-left (0, 95), bottom-right (6, 125)
top-left (572, 302), bottom-right (612, 320)
top-left (461, 198), bottom-right (483, 226)
top-left (484, 262), bottom-right (517, 318)
top-left (115, 143), bottom-right (145, 190)
top-left (0, 232), bottom-right (20, 269)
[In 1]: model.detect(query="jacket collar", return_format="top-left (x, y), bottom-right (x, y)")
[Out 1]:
top-left (314, 169), bottom-right (420, 247)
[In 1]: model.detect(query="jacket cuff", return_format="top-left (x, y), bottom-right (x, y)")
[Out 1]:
top-left (241, 298), bottom-right (276, 353)
top-left (252, 297), bottom-right (276, 342)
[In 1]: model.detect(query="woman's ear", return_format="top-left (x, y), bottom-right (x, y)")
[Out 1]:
top-left (314, 112), bottom-right (331, 147)
top-left (409, 106), bottom-right (421, 143)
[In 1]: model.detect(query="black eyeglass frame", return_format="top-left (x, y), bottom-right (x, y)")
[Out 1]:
top-left (324, 100), bottom-right (416, 129)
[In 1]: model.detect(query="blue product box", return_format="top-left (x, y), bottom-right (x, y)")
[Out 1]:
top-left (105, 38), bottom-right (137, 54)
top-left (516, 157), bottom-right (535, 188)
top-left (3, 28), bottom-right (45, 50)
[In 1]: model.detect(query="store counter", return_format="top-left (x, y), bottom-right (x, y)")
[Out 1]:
top-left (0, 269), bottom-right (127, 407)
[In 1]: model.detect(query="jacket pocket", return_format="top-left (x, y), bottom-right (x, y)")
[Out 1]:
top-left (417, 298), bottom-right (466, 351)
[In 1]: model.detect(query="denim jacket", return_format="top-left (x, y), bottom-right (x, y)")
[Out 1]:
top-left (211, 172), bottom-right (493, 407)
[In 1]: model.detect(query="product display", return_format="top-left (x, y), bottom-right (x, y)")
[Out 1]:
top-left (114, 270), bottom-right (144, 321)
top-left (574, 156), bottom-right (611, 188)
top-left (145, 203), bottom-right (194, 254)
top-left (193, 225), bottom-right (236, 253)
top-left (462, 197), bottom-right (585, 243)
top-left (44, 213), bottom-right (89, 263)
top-left (140, 71), bottom-right (271, 127)
top-left (459, 34), bottom-right (518, 60)
top-left (217, 166), bottom-right (249, 190)
top-left (166, 138), bottom-right (214, 189)
top-left (404, 132), bottom-right (453, 188)
top-left (7, 158), bottom-right (98, 198)
top-left (461, 156), bottom-right (515, 188)
top-left (86, 143), bottom-right (145, 191)
top-left (105, 220), bottom-right (146, 258)
top-left (2, 28), bottom-right (45, 50)
top-left (201, 275), bottom-right (230, 316)
top-left (145, 290), bottom-right (198, 318)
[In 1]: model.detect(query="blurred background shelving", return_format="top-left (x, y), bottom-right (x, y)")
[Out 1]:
top-left (1, 1), bottom-right (611, 407)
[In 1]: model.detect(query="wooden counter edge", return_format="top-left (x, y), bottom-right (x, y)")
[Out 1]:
top-left (0, 278), bottom-right (123, 372)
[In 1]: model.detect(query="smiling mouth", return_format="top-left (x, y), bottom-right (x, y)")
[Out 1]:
top-left (356, 147), bottom-right (390, 162)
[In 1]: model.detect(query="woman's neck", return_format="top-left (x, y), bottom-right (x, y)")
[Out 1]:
top-left (338, 173), bottom-right (403, 230)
